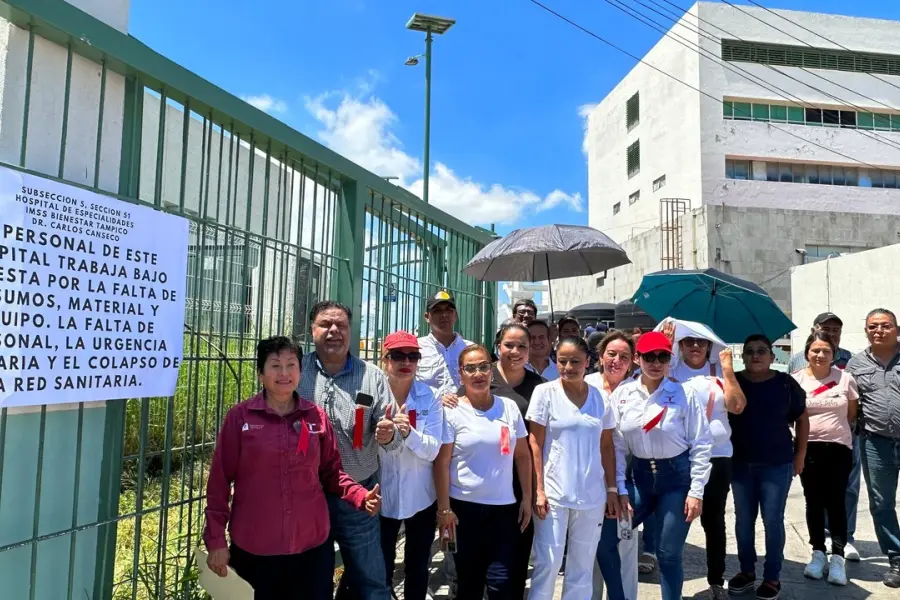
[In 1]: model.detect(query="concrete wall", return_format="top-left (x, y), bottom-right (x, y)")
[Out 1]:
top-left (0, 3), bottom-right (129, 597)
top-left (791, 243), bottom-right (900, 354)
top-left (584, 4), bottom-right (703, 245)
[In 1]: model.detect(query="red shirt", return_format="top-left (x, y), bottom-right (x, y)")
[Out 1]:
top-left (204, 393), bottom-right (368, 556)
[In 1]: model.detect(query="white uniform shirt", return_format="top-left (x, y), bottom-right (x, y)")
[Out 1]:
top-left (526, 380), bottom-right (616, 510)
top-left (585, 372), bottom-right (629, 497)
top-left (674, 362), bottom-right (733, 459)
top-left (379, 381), bottom-right (444, 520)
top-left (527, 361), bottom-right (560, 381)
top-left (417, 333), bottom-right (471, 393)
top-left (610, 378), bottom-right (713, 499)
top-left (441, 395), bottom-right (527, 505)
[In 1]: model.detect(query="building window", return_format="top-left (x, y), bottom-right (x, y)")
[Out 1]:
top-left (725, 159), bottom-right (751, 180)
top-left (723, 99), bottom-right (900, 132)
top-left (722, 39), bottom-right (900, 77)
top-left (596, 275), bottom-right (606, 288)
top-left (613, 202), bottom-right (621, 215)
top-left (626, 92), bottom-right (640, 130)
top-left (804, 245), bottom-right (860, 263)
top-left (652, 175), bottom-right (666, 191)
top-left (628, 190), bottom-right (640, 205)
top-left (729, 159), bottom-right (900, 189)
top-left (627, 140), bottom-right (640, 178)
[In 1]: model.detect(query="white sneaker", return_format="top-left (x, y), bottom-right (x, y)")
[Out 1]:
top-left (828, 554), bottom-right (848, 586)
top-left (804, 550), bottom-right (828, 580)
top-left (845, 542), bottom-right (861, 562)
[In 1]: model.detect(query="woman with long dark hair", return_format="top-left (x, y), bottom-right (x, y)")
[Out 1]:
top-left (527, 336), bottom-right (620, 599)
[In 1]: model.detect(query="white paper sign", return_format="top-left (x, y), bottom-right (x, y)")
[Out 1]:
top-left (0, 165), bottom-right (189, 407)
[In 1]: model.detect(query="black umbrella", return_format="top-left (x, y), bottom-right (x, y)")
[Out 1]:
top-left (463, 224), bottom-right (630, 314)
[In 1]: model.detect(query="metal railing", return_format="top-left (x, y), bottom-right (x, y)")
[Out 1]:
top-left (0, 1), bottom-right (496, 598)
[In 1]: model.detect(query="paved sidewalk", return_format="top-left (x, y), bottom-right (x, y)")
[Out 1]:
top-left (390, 475), bottom-right (895, 599)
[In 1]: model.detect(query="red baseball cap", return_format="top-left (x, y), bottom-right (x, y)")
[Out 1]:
top-left (383, 331), bottom-right (420, 351)
top-left (636, 331), bottom-right (672, 354)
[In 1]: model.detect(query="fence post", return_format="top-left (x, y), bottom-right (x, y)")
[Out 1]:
top-left (333, 179), bottom-right (367, 352)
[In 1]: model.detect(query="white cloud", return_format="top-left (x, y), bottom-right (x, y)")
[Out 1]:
top-left (242, 94), bottom-right (288, 114)
top-left (304, 92), bottom-right (583, 226)
top-left (578, 103), bottom-right (598, 156)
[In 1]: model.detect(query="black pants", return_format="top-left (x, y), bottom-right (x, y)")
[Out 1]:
top-left (379, 503), bottom-right (437, 599)
top-left (510, 519), bottom-right (534, 599)
top-left (700, 456), bottom-right (732, 586)
top-left (451, 498), bottom-right (519, 599)
top-left (229, 540), bottom-right (334, 600)
top-left (800, 441), bottom-right (852, 556)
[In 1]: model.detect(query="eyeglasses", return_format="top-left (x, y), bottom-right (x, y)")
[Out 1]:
top-left (681, 337), bottom-right (709, 347)
top-left (387, 351), bottom-right (422, 363)
top-left (641, 352), bottom-right (671, 364)
top-left (515, 309), bottom-right (536, 316)
top-left (461, 363), bottom-right (492, 375)
top-left (742, 348), bottom-right (770, 357)
top-left (867, 323), bottom-right (895, 332)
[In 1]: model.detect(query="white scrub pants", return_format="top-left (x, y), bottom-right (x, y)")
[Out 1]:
top-left (531, 504), bottom-right (605, 600)
top-left (592, 523), bottom-right (638, 600)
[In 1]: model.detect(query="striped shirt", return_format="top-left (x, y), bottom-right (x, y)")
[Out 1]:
top-left (299, 352), bottom-right (401, 481)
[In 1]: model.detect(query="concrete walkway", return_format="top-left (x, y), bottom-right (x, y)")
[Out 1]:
top-left (390, 475), bottom-right (895, 599)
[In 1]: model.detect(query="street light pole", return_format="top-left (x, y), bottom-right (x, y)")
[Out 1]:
top-left (406, 13), bottom-right (455, 205)
top-left (423, 27), bottom-right (433, 205)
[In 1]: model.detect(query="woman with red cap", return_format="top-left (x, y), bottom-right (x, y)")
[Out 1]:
top-left (377, 331), bottom-right (444, 599)
top-left (595, 331), bottom-right (712, 600)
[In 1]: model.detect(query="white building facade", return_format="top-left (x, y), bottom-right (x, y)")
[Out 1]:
top-left (499, 281), bottom-right (550, 322)
top-left (555, 2), bottom-right (900, 316)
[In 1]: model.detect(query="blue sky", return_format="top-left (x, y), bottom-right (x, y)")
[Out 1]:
top-left (130, 0), bottom-right (900, 238)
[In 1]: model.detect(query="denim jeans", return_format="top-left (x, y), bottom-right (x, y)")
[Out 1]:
top-left (596, 452), bottom-right (692, 600)
top-left (731, 462), bottom-right (793, 582)
top-left (380, 503), bottom-right (436, 598)
top-left (641, 513), bottom-right (657, 555)
top-left (451, 498), bottom-right (520, 600)
top-left (329, 474), bottom-right (391, 600)
top-left (848, 431), bottom-right (862, 543)
top-left (861, 432), bottom-right (900, 559)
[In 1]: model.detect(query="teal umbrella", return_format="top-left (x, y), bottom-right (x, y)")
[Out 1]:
top-left (631, 269), bottom-right (795, 344)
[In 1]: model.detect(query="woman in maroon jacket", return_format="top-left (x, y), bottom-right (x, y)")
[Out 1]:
top-left (204, 336), bottom-right (381, 599)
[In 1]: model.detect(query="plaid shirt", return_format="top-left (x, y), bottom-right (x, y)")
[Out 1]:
top-left (298, 352), bottom-right (401, 481)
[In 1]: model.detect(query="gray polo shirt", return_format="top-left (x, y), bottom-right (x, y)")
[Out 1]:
top-left (846, 348), bottom-right (900, 440)
top-left (298, 352), bottom-right (401, 481)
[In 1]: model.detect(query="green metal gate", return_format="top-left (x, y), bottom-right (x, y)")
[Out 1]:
top-left (0, 1), bottom-right (496, 598)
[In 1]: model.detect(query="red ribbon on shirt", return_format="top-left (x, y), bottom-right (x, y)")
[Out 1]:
top-left (408, 409), bottom-right (417, 430)
top-left (642, 405), bottom-right (669, 433)
top-left (706, 377), bottom-right (724, 420)
top-left (811, 380), bottom-right (838, 396)
top-left (296, 420), bottom-right (310, 455)
top-left (353, 407), bottom-right (365, 449)
top-left (500, 426), bottom-right (511, 455)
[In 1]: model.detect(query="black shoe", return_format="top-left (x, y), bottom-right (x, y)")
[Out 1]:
top-left (755, 581), bottom-right (781, 600)
top-left (884, 557), bottom-right (900, 588)
top-left (558, 555), bottom-right (566, 575)
top-left (727, 573), bottom-right (755, 595)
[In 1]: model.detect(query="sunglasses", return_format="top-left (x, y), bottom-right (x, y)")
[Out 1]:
top-left (742, 348), bottom-right (770, 357)
top-left (681, 337), bottom-right (710, 347)
top-left (386, 351), bottom-right (422, 362)
top-left (462, 363), bottom-right (492, 375)
top-left (641, 352), bottom-right (672, 364)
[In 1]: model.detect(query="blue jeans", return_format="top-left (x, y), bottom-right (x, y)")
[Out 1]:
top-left (731, 462), bottom-right (793, 582)
top-left (642, 513), bottom-right (657, 555)
top-left (861, 433), bottom-right (900, 559)
top-left (848, 431), bottom-right (862, 543)
top-left (597, 452), bottom-right (692, 600)
top-left (329, 474), bottom-right (391, 600)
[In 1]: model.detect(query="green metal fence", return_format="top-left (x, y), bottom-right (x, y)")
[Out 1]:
top-left (0, 1), bottom-right (496, 598)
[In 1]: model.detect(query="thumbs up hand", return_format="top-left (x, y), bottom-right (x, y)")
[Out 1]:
top-left (364, 483), bottom-right (382, 516)
top-left (394, 404), bottom-right (411, 439)
top-left (376, 405), bottom-right (396, 445)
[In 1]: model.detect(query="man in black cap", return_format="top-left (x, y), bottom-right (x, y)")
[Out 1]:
top-left (417, 289), bottom-right (471, 394)
top-left (789, 311), bottom-right (860, 561)
top-left (788, 312), bottom-right (853, 372)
